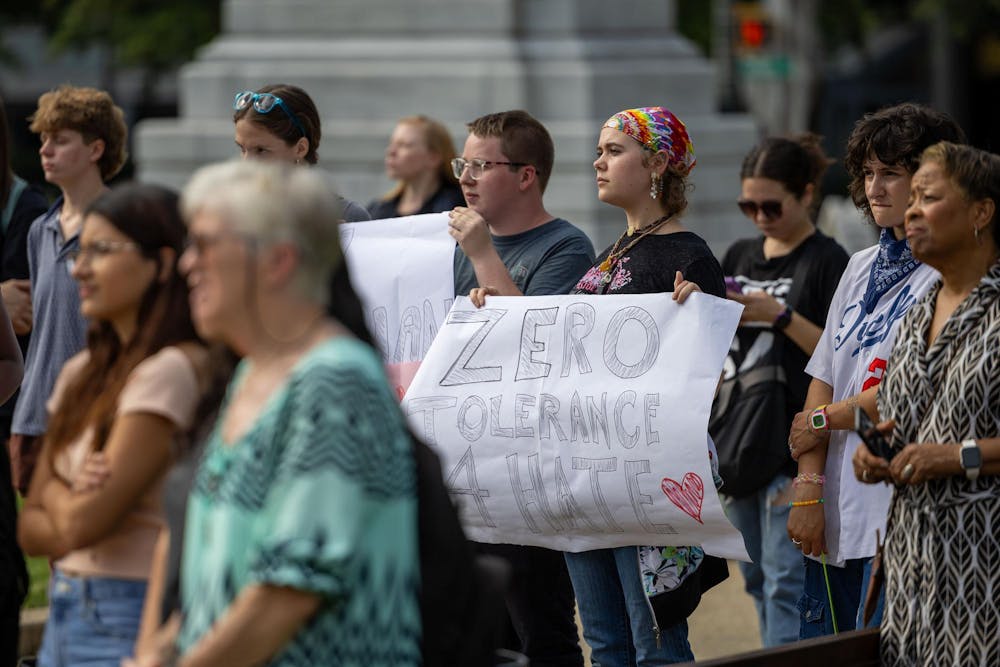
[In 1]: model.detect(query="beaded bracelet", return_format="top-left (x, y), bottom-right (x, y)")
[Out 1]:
top-left (788, 498), bottom-right (824, 508)
top-left (793, 473), bottom-right (826, 487)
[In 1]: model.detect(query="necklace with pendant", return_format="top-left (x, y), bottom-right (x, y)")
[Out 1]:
top-left (598, 215), bottom-right (672, 284)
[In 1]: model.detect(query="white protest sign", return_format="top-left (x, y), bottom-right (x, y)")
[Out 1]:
top-left (403, 293), bottom-right (749, 561)
top-left (341, 214), bottom-right (454, 397)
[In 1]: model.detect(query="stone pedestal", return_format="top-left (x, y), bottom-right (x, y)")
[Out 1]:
top-left (135, 0), bottom-right (756, 252)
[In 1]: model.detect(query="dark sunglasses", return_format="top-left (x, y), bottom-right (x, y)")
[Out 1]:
top-left (737, 199), bottom-right (783, 220)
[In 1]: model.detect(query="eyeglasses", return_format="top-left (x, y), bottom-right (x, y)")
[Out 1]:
top-left (67, 240), bottom-right (140, 267)
top-left (737, 199), bottom-right (784, 220)
top-left (451, 157), bottom-right (529, 181)
top-left (233, 91), bottom-right (307, 138)
top-left (182, 231), bottom-right (251, 258)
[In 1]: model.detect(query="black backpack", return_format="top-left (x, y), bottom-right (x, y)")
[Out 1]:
top-left (411, 438), bottom-right (507, 666)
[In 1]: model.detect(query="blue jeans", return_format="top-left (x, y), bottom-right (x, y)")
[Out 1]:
top-left (723, 474), bottom-right (803, 647)
top-left (38, 569), bottom-right (146, 667)
top-left (798, 556), bottom-right (867, 638)
top-left (565, 546), bottom-right (693, 667)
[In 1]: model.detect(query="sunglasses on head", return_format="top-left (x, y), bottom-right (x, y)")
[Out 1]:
top-left (233, 91), bottom-right (307, 138)
top-left (737, 199), bottom-right (783, 220)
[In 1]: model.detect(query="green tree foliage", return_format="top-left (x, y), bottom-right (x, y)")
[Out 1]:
top-left (44, 0), bottom-right (220, 71)
top-left (677, 0), bottom-right (713, 55)
top-left (0, 0), bottom-right (220, 73)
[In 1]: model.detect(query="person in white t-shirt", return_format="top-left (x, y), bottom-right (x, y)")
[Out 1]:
top-left (786, 103), bottom-right (966, 638)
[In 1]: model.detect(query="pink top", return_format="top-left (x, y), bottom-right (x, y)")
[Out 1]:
top-left (48, 346), bottom-right (200, 580)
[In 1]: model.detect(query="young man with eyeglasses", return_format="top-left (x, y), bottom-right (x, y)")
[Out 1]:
top-left (450, 110), bottom-right (594, 301)
top-left (449, 110), bottom-right (594, 666)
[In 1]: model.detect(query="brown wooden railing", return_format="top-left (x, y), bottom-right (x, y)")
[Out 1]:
top-left (676, 628), bottom-right (880, 667)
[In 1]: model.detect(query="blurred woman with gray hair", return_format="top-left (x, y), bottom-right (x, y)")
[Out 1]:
top-left (141, 160), bottom-right (421, 666)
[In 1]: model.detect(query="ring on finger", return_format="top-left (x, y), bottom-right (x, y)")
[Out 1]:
top-left (862, 468), bottom-right (871, 482)
top-left (901, 463), bottom-right (915, 480)
top-left (791, 538), bottom-right (802, 545)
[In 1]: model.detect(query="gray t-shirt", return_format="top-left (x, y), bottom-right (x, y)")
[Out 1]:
top-left (453, 218), bottom-right (595, 297)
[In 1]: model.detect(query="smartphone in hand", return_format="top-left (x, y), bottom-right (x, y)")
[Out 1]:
top-left (855, 406), bottom-right (895, 462)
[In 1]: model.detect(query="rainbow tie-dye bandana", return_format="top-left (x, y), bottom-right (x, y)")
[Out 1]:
top-left (604, 107), bottom-right (697, 176)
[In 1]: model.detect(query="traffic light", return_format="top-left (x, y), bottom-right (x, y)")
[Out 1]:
top-left (732, 2), bottom-right (772, 54)
top-left (739, 16), bottom-right (768, 50)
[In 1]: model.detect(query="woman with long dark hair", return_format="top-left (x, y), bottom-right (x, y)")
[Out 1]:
top-left (18, 183), bottom-right (206, 666)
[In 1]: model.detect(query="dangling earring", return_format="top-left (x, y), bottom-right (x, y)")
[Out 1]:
top-left (974, 224), bottom-right (982, 245)
top-left (650, 172), bottom-right (661, 200)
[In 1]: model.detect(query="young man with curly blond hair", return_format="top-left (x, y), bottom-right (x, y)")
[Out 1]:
top-left (8, 85), bottom-right (128, 495)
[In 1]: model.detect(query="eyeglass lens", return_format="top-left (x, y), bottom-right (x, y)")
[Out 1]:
top-left (452, 158), bottom-right (483, 180)
top-left (252, 95), bottom-right (278, 113)
top-left (67, 240), bottom-right (137, 266)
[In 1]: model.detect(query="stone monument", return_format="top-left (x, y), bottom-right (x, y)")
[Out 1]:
top-left (135, 0), bottom-right (756, 252)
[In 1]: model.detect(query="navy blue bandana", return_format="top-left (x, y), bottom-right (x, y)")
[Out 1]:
top-left (863, 227), bottom-right (921, 314)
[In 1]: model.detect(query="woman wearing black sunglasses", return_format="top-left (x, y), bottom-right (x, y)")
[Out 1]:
top-left (709, 134), bottom-right (848, 648)
top-left (231, 83), bottom-right (370, 223)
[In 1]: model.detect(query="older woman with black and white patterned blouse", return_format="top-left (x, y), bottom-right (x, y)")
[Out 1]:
top-left (853, 142), bottom-right (1000, 667)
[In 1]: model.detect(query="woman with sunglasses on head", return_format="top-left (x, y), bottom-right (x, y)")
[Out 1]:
top-left (711, 135), bottom-right (848, 648)
top-left (232, 83), bottom-right (371, 222)
top-left (787, 104), bottom-right (965, 638)
top-left (368, 115), bottom-right (465, 219)
top-left (17, 183), bottom-right (207, 667)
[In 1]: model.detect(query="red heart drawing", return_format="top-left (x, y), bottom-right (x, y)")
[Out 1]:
top-left (661, 472), bottom-right (705, 524)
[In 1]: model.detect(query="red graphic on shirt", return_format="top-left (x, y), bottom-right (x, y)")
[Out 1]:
top-left (661, 472), bottom-right (704, 524)
top-left (862, 357), bottom-right (888, 391)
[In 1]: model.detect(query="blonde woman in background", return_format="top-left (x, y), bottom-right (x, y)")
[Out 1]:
top-left (368, 115), bottom-right (465, 219)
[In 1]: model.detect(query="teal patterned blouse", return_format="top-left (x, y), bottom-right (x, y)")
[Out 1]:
top-left (178, 337), bottom-right (421, 665)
